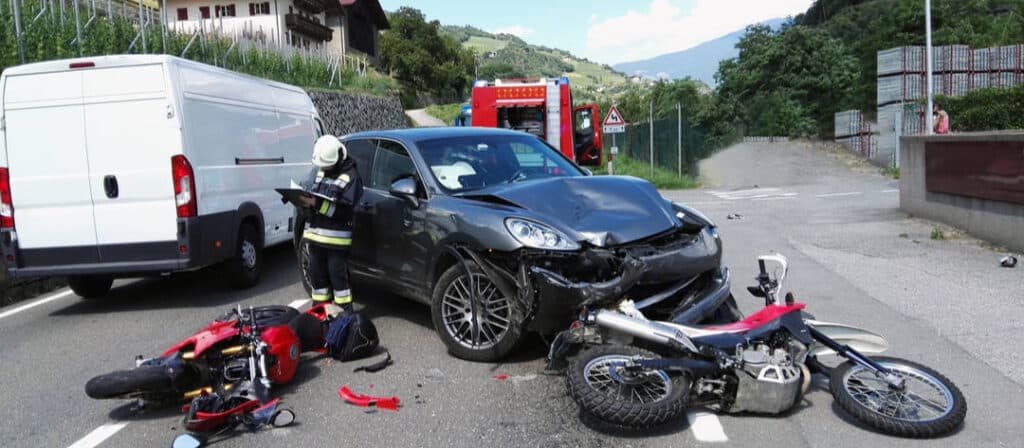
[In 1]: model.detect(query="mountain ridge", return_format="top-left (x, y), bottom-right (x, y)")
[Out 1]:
top-left (613, 17), bottom-right (788, 86)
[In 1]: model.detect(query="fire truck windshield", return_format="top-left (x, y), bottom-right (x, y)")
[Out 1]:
top-left (417, 134), bottom-right (585, 193)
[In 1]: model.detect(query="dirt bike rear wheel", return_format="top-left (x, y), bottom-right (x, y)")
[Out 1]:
top-left (830, 356), bottom-right (966, 438)
top-left (566, 345), bottom-right (688, 429)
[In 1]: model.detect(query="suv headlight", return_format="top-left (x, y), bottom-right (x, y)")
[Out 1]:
top-left (504, 218), bottom-right (580, 250)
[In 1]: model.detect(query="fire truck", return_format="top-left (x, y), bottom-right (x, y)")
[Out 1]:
top-left (470, 77), bottom-right (603, 166)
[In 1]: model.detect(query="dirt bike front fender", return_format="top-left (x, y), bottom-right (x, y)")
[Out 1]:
top-left (805, 319), bottom-right (888, 357)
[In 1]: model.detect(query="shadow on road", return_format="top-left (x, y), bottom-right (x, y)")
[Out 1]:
top-left (52, 245), bottom-right (303, 316)
top-left (354, 283), bottom-right (549, 364)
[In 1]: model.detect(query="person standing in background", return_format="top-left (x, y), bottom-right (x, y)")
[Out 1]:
top-left (933, 103), bottom-right (950, 134)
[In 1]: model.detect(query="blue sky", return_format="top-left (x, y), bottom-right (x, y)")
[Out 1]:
top-left (378, 0), bottom-right (814, 64)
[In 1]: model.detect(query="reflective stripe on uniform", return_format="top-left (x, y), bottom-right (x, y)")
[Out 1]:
top-left (312, 288), bottom-right (330, 302)
top-left (303, 229), bottom-right (352, 246)
top-left (334, 289), bottom-right (352, 305)
top-left (318, 200), bottom-right (331, 215)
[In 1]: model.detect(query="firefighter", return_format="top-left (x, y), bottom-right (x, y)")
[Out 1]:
top-left (302, 135), bottom-right (363, 311)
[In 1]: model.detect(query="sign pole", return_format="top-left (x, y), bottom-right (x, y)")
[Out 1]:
top-left (609, 133), bottom-right (615, 175)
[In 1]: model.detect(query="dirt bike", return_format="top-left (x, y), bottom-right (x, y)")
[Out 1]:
top-left (551, 254), bottom-right (967, 438)
top-left (85, 303), bottom-right (334, 406)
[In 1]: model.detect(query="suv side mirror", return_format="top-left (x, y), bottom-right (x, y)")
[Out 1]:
top-left (389, 177), bottom-right (419, 208)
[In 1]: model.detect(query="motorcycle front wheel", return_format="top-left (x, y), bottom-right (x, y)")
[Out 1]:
top-left (566, 345), bottom-right (688, 429)
top-left (830, 356), bottom-right (966, 438)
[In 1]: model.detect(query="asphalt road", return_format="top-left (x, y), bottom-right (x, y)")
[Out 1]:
top-left (2, 141), bottom-right (1022, 447)
top-left (405, 109), bottom-right (447, 127)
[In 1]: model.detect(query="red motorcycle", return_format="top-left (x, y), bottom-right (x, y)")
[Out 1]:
top-left (86, 303), bottom-right (333, 406)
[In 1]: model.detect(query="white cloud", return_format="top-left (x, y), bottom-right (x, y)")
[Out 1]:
top-left (492, 25), bottom-right (535, 38)
top-left (585, 0), bottom-right (814, 64)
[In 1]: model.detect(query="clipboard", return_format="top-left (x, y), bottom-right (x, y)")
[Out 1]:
top-left (276, 180), bottom-right (333, 206)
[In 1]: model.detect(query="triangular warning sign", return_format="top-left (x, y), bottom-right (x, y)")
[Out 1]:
top-left (603, 106), bottom-right (626, 126)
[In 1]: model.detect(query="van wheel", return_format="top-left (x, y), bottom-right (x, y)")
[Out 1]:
top-left (228, 223), bottom-right (262, 289)
top-left (68, 276), bottom-right (114, 299)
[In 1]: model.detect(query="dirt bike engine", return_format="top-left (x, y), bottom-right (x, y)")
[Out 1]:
top-left (726, 343), bottom-right (804, 414)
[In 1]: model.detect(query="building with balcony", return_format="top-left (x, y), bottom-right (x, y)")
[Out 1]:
top-left (164, 0), bottom-right (388, 61)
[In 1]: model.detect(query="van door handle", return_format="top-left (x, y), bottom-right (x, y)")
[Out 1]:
top-left (103, 175), bottom-right (119, 199)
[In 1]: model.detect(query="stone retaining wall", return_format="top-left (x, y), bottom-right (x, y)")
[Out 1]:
top-left (307, 90), bottom-right (409, 136)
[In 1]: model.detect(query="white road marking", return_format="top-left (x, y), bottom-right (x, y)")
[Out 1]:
top-left (0, 289), bottom-right (74, 320)
top-left (67, 422), bottom-right (128, 448)
top-left (708, 188), bottom-right (782, 200)
top-left (749, 196), bottom-right (794, 202)
top-left (815, 191), bottom-right (862, 198)
top-left (288, 299), bottom-right (310, 309)
top-left (879, 189), bottom-right (899, 193)
top-left (687, 411), bottom-right (728, 442)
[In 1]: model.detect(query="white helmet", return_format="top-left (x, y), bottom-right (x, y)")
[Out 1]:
top-left (312, 135), bottom-right (347, 168)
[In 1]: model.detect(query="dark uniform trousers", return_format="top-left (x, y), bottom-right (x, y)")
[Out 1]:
top-left (303, 160), bottom-right (362, 307)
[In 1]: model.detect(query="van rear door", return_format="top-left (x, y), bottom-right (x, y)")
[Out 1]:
top-left (82, 64), bottom-right (179, 258)
top-left (2, 70), bottom-right (101, 264)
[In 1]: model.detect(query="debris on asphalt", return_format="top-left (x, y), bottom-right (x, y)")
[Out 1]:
top-left (1001, 255), bottom-right (1018, 268)
top-left (727, 213), bottom-right (743, 220)
top-left (353, 351), bottom-right (393, 373)
top-left (492, 374), bottom-right (508, 380)
top-left (425, 368), bottom-right (446, 383)
top-left (338, 385), bottom-right (400, 411)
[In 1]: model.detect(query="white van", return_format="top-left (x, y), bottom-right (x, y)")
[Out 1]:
top-left (0, 55), bottom-right (321, 297)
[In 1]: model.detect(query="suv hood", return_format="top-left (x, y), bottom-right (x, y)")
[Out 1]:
top-left (463, 176), bottom-right (680, 246)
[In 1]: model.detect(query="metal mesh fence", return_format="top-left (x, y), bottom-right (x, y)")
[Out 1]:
top-left (602, 108), bottom-right (716, 176)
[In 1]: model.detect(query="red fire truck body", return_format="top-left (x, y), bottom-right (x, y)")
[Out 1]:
top-left (470, 77), bottom-right (602, 166)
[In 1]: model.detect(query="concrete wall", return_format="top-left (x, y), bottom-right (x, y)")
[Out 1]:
top-left (900, 132), bottom-right (1024, 252)
top-left (307, 90), bottom-right (408, 136)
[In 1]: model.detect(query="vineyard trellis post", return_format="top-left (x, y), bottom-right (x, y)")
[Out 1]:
top-left (11, 0), bottom-right (26, 63)
top-left (161, 0), bottom-right (167, 53)
top-left (137, 0), bottom-right (146, 53)
top-left (71, 0), bottom-right (82, 55)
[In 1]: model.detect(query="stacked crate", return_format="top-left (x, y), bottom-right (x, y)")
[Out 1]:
top-left (868, 44), bottom-right (1024, 165)
top-left (834, 110), bottom-right (876, 158)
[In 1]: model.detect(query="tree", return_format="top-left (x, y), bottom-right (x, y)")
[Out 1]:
top-left (477, 62), bottom-right (526, 80)
top-left (379, 7), bottom-right (475, 103)
top-left (715, 24), bottom-right (858, 136)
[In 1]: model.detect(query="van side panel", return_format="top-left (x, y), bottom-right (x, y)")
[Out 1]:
top-left (179, 67), bottom-right (282, 242)
top-left (2, 71), bottom-right (101, 258)
top-left (83, 64), bottom-right (179, 251)
top-left (270, 87), bottom-right (317, 245)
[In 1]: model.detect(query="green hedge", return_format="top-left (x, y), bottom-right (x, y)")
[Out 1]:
top-left (936, 85), bottom-right (1024, 132)
top-left (0, 0), bottom-right (395, 95)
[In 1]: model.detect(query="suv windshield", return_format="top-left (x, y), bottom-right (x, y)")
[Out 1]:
top-left (417, 134), bottom-right (584, 193)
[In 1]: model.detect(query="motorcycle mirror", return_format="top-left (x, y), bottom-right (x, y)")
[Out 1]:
top-left (272, 409), bottom-right (296, 427)
top-left (171, 434), bottom-right (205, 448)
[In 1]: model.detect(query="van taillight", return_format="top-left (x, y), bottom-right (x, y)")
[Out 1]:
top-left (171, 155), bottom-right (197, 218)
top-left (0, 168), bottom-right (13, 229)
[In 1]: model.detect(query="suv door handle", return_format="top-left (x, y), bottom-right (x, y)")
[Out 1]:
top-left (103, 175), bottom-right (119, 199)
top-left (359, 200), bottom-right (372, 210)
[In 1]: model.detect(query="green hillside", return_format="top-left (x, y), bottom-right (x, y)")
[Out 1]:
top-left (440, 25), bottom-right (630, 98)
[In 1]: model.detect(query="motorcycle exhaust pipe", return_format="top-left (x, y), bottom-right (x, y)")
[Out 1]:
top-left (593, 310), bottom-right (699, 353)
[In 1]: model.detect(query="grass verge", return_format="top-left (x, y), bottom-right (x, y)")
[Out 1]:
top-left (593, 154), bottom-right (699, 190)
top-left (425, 103), bottom-right (463, 125)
